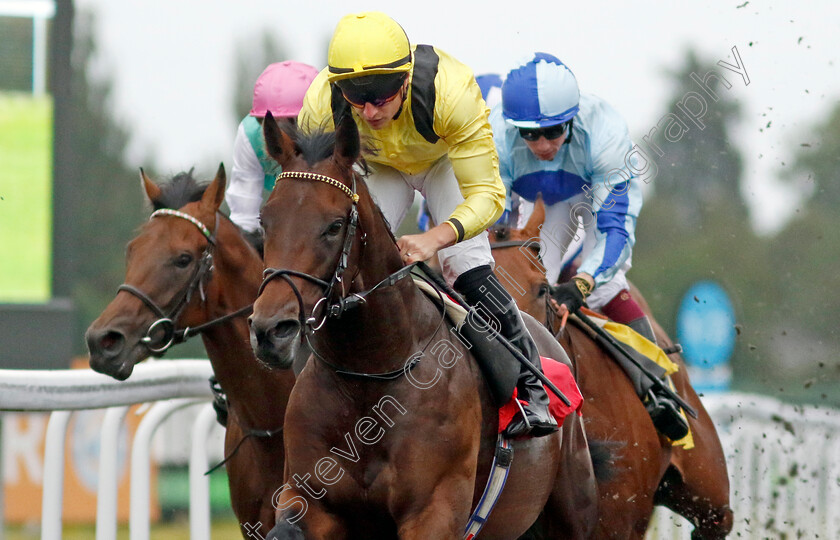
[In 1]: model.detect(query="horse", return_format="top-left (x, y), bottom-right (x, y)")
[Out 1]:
top-left (489, 198), bottom-right (733, 539)
top-left (247, 111), bottom-right (600, 539)
top-left (85, 166), bottom-right (296, 537)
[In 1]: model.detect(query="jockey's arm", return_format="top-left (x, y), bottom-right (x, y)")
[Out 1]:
top-left (576, 104), bottom-right (642, 289)
top-left (226, 123), bottom-right (266, 233)
top-left (436, 69), bottom-right (506, 244)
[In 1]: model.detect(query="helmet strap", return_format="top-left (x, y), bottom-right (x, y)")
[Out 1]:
top-left (563, 118), bottom-right (575, 145)
top-left (391, 84), bottom-right (409, 121)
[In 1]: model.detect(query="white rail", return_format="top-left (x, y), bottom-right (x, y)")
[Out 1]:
top-left (0, 360), bottom-right (216, 540)
top-left (647, 392), bottom-right (840, 539)
top-left (3, 362), bottom-right (838, 540)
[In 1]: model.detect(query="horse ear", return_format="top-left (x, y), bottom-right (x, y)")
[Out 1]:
top-left (140, 168), bottom-right (162, 206)
top-left (262, 111), bottom-right (296, 170)
top-left (522, 194), bottom-right (546, 239)
top-left (200, 163), bottom-right (227, 214)
top-left (331, 85), bottom-right (360, 167)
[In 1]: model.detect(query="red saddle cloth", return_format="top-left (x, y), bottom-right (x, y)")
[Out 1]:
top-left (498, 357), bottom-right (584, 434)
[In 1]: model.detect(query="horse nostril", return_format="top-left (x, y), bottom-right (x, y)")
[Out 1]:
top-left (273, 319), bottom-right (300, 340)
top-left (100, 331), bottom-right (125, 354)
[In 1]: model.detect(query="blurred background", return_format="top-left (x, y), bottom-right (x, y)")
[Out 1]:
top-left (1, 0), bottom-right (838, 537)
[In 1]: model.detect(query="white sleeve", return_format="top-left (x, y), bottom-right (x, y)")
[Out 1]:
top-left (226, 124), bottom-right (265, 232)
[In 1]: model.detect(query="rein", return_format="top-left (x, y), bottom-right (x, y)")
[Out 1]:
top-left (258, 171), bottom-right (442, 381)
top-left (118, 209), bottom-right (252, 354)
top-left (489, 238), bottom-right (557, 333)
top-left (489, 239), bottom-right (542, 252)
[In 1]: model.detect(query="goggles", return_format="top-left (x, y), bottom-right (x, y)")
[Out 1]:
top-left (518, 122), bottom-right (569, 141)
top-left (336, 73), bottom-right (407, 108)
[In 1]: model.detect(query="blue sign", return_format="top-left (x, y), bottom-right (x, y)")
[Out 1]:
top-left (676, 281), bottom-right (736, 392)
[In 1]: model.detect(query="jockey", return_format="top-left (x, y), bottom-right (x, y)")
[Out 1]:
top-left (491, 53), bottom-right (688, 439)
top-left (417, 72), bottom-right (504, 233)
top-left (226, 61), bottom-right (319, 235)
top-left (299, 12), bottom-right (557, 439)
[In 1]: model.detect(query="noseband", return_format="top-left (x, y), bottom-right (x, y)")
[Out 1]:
top-left (118, 209), bottom-right (251, 354)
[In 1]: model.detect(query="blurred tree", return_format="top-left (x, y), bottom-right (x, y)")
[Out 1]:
top-left (648, 49), bottom-right (747, 227)
top-left (66, 11), bottom-right (146, 349)
top-left (231, 32), bottom-right (290, 124)
top-left (767, 102), bottom-right (840, 397)
top-left (630, 49), bottom-right (774, 385)
top-left (784, 103), bottom-right (840, 211)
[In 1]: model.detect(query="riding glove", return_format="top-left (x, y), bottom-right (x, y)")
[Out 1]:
top-left (551, 277), bottom-right (591, 314)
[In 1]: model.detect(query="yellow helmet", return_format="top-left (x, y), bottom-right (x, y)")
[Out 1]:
top-left (327, 12), bottom-right (412, 83)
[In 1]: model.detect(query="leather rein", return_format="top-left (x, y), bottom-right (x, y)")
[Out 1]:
top-left (117, 209), bottom-right (253, 354)
top-left (489, 238), bottom-right (557, 332)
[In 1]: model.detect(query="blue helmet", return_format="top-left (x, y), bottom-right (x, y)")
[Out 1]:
top-left (502, 53), bottom-right (580, 128)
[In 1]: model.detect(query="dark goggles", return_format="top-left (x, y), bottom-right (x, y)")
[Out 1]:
top-left (518, 122), bottom-right (569, 141)
top-left (336, 73), bottom-right (407, 108)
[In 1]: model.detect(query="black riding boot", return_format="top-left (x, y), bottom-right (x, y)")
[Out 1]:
top-left (627, 316), bottom-right (690, 441)
top-left (455, 265), bottom-right (558, 438)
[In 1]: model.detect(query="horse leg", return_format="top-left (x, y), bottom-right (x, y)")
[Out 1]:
top-left (395, 477), bottom-right (474, 540)
top-left (268, 488), bottom-right (349, 540)
top-left (655, 378), bottom-right (733, 539)
top-left (540, 414), bottom-right (599, 540)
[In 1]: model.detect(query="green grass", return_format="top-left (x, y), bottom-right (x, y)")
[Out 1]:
top-left (4, 519), bottom-right (244, 539)
top-left (0, 92), bottom-right (52, 302)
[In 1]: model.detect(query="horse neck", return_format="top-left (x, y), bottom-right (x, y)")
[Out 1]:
top-left (196, 220), bottom-right (294, 428)
top-left (316, 189), bottom-right (432, 372)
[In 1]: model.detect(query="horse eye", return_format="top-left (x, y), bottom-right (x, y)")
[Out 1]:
top-left (174, 253), bottom-right (193, 268)
top-left (537, 283), bottom-right (549, 298)
top-left (325, 219), bottom-right (344, 237)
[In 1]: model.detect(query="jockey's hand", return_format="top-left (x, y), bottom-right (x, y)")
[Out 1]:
top-left (398, 223), bottom-right (457, 264)
top-left (550, 275), bottom-right (593, 316)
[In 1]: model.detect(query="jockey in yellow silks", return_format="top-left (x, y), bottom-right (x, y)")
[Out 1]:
top-left (298, 11), bottom-right (556, 439)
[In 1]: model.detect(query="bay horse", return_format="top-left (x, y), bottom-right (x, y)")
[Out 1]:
top-left (489, 198), bottom-right (733, 539)
top-left (248, 112), bottom-right (599, 539)
top-left (85, 166), bottom-right (296, 537)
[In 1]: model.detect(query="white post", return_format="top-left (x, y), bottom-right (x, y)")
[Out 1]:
top-left (41, 410), bottom-right (73, 540)
top-left (96, 406), bottom-right (130, 540)
top-left (129, 399), bottom-right (204, 540)
top-left (32, 15), bottom-right (49, 95)
top-left (189, 404), bottom-right (219, 539)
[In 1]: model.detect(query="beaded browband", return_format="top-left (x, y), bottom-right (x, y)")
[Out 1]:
top-left (276, 171), bottom-right (360, 203)
top-left (150, 209), bottom-right (214, 242)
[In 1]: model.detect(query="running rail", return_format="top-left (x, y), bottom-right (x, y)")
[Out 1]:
top-left (0, 360), bottom-right (216, 540)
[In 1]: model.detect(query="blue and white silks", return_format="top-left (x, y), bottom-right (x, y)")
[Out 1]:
top-left (490, 94), bottom-right (643, 288)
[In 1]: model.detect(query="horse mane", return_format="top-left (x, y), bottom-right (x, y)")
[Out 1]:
top-left (152, 168), bottom-right (208, 210)
top-left (289, 125), bottom-right (396, 240)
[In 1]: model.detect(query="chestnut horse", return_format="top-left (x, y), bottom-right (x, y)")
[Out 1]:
top-left (248, 113), bottom-right (599, 539)
top-left (85, 167), bottom-right (296, 537)
top-left (489, 199), bottom-right (733, 539)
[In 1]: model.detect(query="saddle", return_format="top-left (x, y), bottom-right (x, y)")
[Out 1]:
top-left (411, 263), bottom-right (520, 408)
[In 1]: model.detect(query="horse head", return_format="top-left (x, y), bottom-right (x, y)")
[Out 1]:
top-left (86, 165), bottom-right (240, 379)
top-left (249, 109), bottom-right (402, 369)
top-left (489, 196), bottom-right (553, 322)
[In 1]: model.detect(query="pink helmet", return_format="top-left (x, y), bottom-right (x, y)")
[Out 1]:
top-left (250, 61), bottom-right (319, 118)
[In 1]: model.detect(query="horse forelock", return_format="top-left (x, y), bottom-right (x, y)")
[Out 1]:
top-left (153, 168), bottom-right (209, 210)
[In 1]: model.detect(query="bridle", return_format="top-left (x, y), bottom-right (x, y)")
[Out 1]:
top-left (118, 209), bottom-right (252, 354)
top-left (258, 170), bottom-right (428, 380)
top-left (489, 237), bottom-right (556, 331)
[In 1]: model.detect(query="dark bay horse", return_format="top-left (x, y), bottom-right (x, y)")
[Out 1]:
top-left (248, 112), bottom-right (599, 539)
top-left (85, 166), bottom-right (296, 537)
top-left (489, 198), bottom-right (733, 539)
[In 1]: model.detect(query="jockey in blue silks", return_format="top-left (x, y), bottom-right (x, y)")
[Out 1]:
top-left (490, 53), bottom-right (689, 440)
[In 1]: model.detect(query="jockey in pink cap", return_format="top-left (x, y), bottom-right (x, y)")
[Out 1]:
top-left (226, 61), bottom-right (319, 234)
